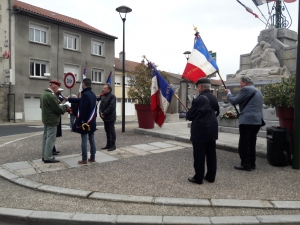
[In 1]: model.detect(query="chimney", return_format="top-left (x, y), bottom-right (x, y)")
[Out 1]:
top-left (119, 51), bottom-right (124, 64)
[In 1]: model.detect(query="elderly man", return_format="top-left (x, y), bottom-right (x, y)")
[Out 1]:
top-left (225, 76), bottom-right (264, 171)
top-left (186, 78), bottom-right (220, 185)
top-left (40, 80), bottom-right (70, 163)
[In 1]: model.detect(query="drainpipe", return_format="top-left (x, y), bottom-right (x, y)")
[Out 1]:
top-left (57, 24), bottom-right (59, 81)
top-left (7, 0), bottom-right (12, 121)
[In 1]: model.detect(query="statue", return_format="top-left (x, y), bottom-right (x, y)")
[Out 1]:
top-left (229, 40), bottom-right (291, 81)
top-left (251, 41), bottom-right (280, 68)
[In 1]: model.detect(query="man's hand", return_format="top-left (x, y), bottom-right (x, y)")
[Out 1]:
top-left (100, 113), bottom-right (104, 118)
top-left (225, 89), bottom-right (231, 94)
top-left (64, 102), bottom-right (71, 107)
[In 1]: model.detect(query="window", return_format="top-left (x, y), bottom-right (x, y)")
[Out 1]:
top-left (30, 59), bottom-right (49, 77)
top-left (64, 33), bottom-right (79, 50)
top-left (115, 75), bottom-right (121, 85)
top-left (92, 69), bottom-right (103, 83)
top-left (91, 40), bottom-right (104, 56)
top-left (29, 24), bottom-right (48, 44)
top-left (64, 64), bottom-right (79, 81)
top-left (125, 76), bottom-right (129, 86)
top-left (188, 84), bottom-right (191, 89)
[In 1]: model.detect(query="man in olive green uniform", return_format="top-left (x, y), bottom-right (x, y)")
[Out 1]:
top-left (40, 80), bottom-right (70, 163)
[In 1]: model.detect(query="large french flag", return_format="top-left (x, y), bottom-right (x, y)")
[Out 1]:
top-left (151, 67), bottom-right (174, 127)
top-left (182, 34), bottom-right (219, 83)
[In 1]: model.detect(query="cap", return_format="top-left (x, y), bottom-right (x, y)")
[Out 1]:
top-left (49, 80), bottom-right (61, 87)
top-left (196, 77), bottom-right (211, 85)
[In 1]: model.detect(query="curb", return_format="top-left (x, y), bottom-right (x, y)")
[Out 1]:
top-left (1, 167), bottom-right (300, 210)
top-left (1, 207), bottom-right (300, 225)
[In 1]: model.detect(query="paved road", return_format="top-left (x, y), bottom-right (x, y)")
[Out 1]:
top-left (0, 120), bottom-right (140, 137)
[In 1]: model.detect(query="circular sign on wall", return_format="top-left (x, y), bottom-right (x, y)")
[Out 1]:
top-left (64, 72), bottom-right (76, 89)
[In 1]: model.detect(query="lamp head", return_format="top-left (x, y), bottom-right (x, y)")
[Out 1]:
top-left (116, 5), bottom-right (132, 19)
top-left (183, 51), bottom-right (191, 60)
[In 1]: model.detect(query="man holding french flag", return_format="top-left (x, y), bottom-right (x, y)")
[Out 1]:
top-left (183, 29), bottom-right (220, 185)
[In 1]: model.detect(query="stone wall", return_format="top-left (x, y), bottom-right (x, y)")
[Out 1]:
top-left (0, 85), bottom-right (9, 122)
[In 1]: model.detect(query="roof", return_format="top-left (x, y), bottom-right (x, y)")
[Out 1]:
top-left (114, 58), bottom-right (141, 72)
top-left (14, 0), bottom-right (116, 38)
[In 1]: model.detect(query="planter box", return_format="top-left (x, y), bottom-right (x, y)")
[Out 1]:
top-left (218, 118), bottom-right (239, 128)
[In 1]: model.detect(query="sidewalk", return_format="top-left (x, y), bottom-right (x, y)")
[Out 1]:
top-left (0, 120), bottom-right (300, 225)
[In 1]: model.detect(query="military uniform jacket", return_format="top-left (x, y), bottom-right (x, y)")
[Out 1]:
top-left (186, 89), bottom-right (220, 143)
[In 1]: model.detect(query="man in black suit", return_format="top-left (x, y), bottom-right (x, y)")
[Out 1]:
top-left (186, 78), bottom-right (220, 184)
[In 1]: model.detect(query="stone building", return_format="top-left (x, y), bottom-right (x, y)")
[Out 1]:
top-left (0, 0), bottom-right (117, 122)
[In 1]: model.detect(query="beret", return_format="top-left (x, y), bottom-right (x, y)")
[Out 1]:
top-left (49, 80), bottom-right (61, 87)
top-left (196, 77), bottom-right (211, 85)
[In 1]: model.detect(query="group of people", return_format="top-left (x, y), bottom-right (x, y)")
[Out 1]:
top-left (41, 75), bottom-right (264, 183)
top-left (40, 78), bottom-right (116, 164)
top-left (187, 76), bottom-right (264, 185)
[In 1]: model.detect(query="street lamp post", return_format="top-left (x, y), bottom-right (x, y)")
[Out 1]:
top-left (116, 5), bottom-right (132, 133)
top-left (183, 51), bottom-right (191, 111)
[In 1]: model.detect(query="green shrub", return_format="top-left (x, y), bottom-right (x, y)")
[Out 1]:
top-left (263, 75), bottom-right (296, 108)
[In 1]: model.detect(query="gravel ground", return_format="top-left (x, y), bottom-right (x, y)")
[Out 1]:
top-left (1, 124), bottom-right (299, 201)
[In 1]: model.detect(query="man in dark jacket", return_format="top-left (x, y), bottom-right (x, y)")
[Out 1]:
top-left (69, 78), bottom-right (97, 165)
top-left (99, 84), bottom-right (116, 151)
top-left (186, 78), bottom-right (220, 184)
top-left (40, 80), bottom-right (69, 163)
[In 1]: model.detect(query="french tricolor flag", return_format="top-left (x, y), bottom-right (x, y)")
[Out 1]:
top-left (150, 67), bottom-right (174, 127)
top-left (182, 34), bottom-right (218, 83)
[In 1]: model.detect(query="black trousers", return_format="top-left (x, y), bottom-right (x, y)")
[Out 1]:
top-left (238, 124), bottom-right (261, 167)
top-left (104, 121), bottom-right (116, 142)
top-left (192, 141), bottom-right (217, 183)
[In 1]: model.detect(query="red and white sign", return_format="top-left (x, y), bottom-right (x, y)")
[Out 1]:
top-left (64, 72), bottom-right (76, 89)
top-left (3, 50), bottom-right (10, 59)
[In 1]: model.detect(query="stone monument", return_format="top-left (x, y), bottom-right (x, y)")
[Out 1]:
top-left (217, 28), bottom-right (297, 134)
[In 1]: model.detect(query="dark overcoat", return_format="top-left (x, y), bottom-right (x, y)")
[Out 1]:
top-left (186, 89), bottom-right (220, 143)
top-left (70, 87), bottom-right (97, 134)
top-left (99, 92), bottom-right (116, 122)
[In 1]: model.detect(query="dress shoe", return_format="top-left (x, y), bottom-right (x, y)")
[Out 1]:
top-left (53, 152), bottom-right (59, 155)
top-left (188, 177), bottom-right (202, 185)
top-left (234, 165), bottom-right (252, 171)
top-left (53, 150), bottom-right (60, 154)
top-left (44, 159), bottom-right (60, 163)
top-left (78, 160), bottom-right (88, 165)
top-left (88, 158), bottom-right (96, 163)
top-left (204, 175), bottom-right (214, 183)
top-left (101, 146), bottom-right (109, 150)
top-left (42, 157), bottom-right (55, 162)
top-left (108, 146), bottom-right (116, 151)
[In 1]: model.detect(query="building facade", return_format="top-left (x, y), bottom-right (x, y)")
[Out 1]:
top-left (0, 0), bottom-right (117, 122)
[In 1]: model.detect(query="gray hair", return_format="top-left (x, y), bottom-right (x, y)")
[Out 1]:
top-left (240, 76), bottom-right (253, 85)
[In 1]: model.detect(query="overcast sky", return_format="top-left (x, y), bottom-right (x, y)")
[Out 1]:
top-left (21, 0), bottom-right (299, 80)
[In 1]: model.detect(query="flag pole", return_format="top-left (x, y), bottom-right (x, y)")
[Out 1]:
top-left (192, 26), bottom-right (239, 115)
top-left (173, 93), bottom-right (188, 112)
top-left (142, 55), bottom-right (189, 112)
top-left (216, 71), bottom-right (240, 116)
